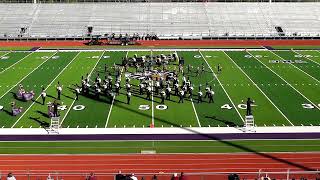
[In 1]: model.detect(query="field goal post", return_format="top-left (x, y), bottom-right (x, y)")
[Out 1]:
top-left (244, 115), bottom-right (256, 133)
top-left (49, 117), bottom-right (60, 134)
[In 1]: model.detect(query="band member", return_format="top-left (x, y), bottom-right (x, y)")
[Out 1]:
top-left (96, 73), bottom-right (102, 87)
top-left (127, 91), bottom-right (131, 105)
top-left (174, 82), bottom-right (179, 96)
top-left (104, 64), bottom-right (108, 73)
top-left (165, 86), bottom-right (171, 100)
top-left (246, 98), bottom-right (254, 116)
top-left (188, 85), bottom-right (194, 98)
top-left (160, 89), bottom-right (166, 104)
top-left (155, 81), bottom-right (160, 95)
top-left (218, 63), bottom-right (222, 74)
top-left (204, 85), bottom-right (210, 98)
top-left (75, 85), bottom-right (81, 100)
top-left (201, 63), bottom-right (205, 73)
top-left (208, 89), bottom-right (215, 103)
top-left (56, 82), bottom-right (62, 100)
top-left (53, 100), bottom-right (60, 117)
top-left (146, 86), bottom-right (152, 100)
top-left (95, 86), bottom-right (101, 100)
top-left (178, 90), bottom-right (184, 103)
top-left (41, 88), bottom-right (46, 105)
top-left (139, 83), bottom-right (145, 95)
top-left (115, 81), bottom-right (120, 95)
top-left (198, 89), bottom-right (203, 103)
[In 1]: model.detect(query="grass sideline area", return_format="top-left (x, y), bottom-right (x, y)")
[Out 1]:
top-left (0, 47), bottom-right (32, 51)
top-left (272, 46), bottom-right (320, 50)
top-left (0, 140), bottom-right (319, 154)
top-left (0, 49), bottom-right (319, 128)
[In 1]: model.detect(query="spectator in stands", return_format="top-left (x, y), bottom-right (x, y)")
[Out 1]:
top-left (151, 175), bottom-right (158, 180)
top-left (179, 172), bottom-right (186, 180)
top-left (171, 173), bottom-right (179, 180)
top-left (86, 172), bottom-right (96, 180)
top-left (7, 173), bottom-right (16, 180)
top-left (115, 171), bottom-right (125, 180)
top-left (130, 173), bottom-right (138, 180)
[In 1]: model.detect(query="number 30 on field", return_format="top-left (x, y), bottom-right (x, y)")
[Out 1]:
top-left (302, 103), bottom-right (320, 109)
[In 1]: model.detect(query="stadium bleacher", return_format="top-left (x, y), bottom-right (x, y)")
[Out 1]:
top-left (0, 2), bottom-right (319, 38)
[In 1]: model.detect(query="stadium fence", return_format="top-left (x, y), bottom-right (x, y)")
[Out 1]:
top-left (1, 170), bottom-right (320, 180)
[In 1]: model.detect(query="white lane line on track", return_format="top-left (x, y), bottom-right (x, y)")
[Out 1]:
top-left (247, 51), bottom-right (320, 111)
top-left (105, 51), bottom-right (128, 128)
top-left (0, 52), bottom-right (34, 74)
top-left (60, 51), bottom-right (105, 127)
top-left (199, 50), bottom-right (244, 122)
top-left (270, 51), bottom-right (320, 84)
top-left (223, 51), bottom-right (293, 126)
top-left (11, 52), bottom-right (81, 128)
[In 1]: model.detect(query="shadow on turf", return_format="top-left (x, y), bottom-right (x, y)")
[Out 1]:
top-left (205, 115), bottom-right (237, 127)
top-left (108, 99), bottom-right (315, 171)
top-left (29, 117), bottom-right (50, 128)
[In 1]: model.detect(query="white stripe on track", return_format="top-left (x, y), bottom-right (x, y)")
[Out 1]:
top-left (199, 51), bottom-right (244, 122)
top-left (247, 51), bottom-right (320, 111)
top-left (11, 52), bottom-right (81, 128)
top-left (223, 51), bottom-right (293, 126)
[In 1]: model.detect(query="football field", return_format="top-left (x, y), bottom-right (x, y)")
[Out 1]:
top-left (0, 49), bottom-right (319, 128)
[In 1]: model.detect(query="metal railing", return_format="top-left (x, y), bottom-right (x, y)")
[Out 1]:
top-left (0, 0), bottom-right (319, 3)
top-left (1, 170), bottom-right (320, 180)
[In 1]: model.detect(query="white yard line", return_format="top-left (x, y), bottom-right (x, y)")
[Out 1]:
top-left (199, 51), bottom-right (244, 122)
top-left (190, 98), bottom-right (201, 127)
top-left (0, 52), bottom-right (34, 74)
top-left (175, 50), bottom-right (201, 127)
top-left (269, 51), bottom-right (320, 84)
top-left (0, 52), bottom-right (48, 100)
top-left (223, 51), bottom-right (293, 126)
top-left (60, 51), bottom-right (105, 126)
top-left (247, 51), bottom-right (320, 111)
top-left (11, 52), bottom-right (82, 128)
top-left (293, 50), bottom-right (320, 67)
top-left (105, 51), bottom-right (128, 128)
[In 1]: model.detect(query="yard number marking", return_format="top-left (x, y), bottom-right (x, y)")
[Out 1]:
top-left (139, 105), bottom-right (150, 111)
top-left (0, 56), bottom-right (9, 60)
top-left (302, 103), bottom-right (320, 109)
top-left (73, 105), bottom-right (86, 111)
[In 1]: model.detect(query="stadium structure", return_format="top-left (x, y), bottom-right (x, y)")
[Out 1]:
top-left (0, 0), bottom-right (320, 180)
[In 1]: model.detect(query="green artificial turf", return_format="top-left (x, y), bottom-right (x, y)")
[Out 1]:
top-left (14, 52), bottom-right (103, 128)
top-left (226, 51), bottom-right (320, 126)
top-left (272, 46), bottom-right (320, 50)
top-left (178, 51), bottom-right (243, 127)
top-left (0, 140), bottom-right (319, 154)
top-left (201, 51), bottom-right (289, 126)
top-left (0, 50), bottom-right (319, 128)
top-left (0, 47), bottom-right (32, 51)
